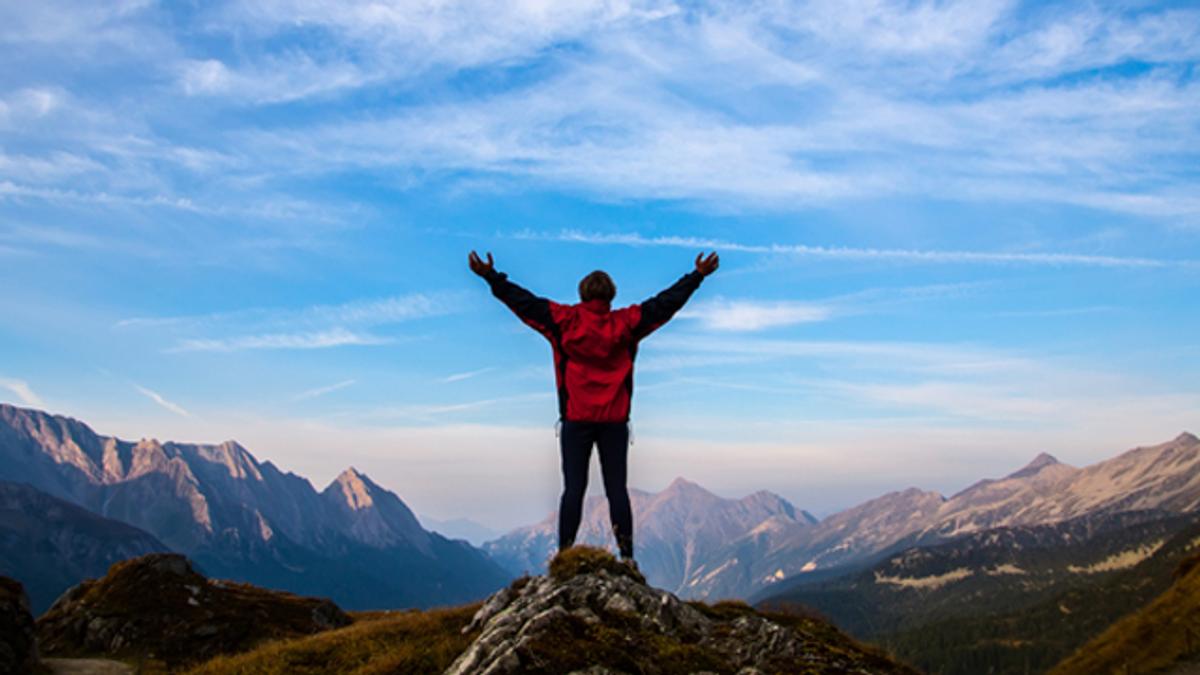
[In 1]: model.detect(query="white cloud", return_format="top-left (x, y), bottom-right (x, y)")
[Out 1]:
top-left (134, 384), bottom-right (190, 417)
top-left (172, 328), bottom-right (390, 353)
top-left (180, 59), bottom-right (231, 95)
top-left (119, 293), bottom-right (459, 353)
top-left (518, 229), bottom-right (1185, 268)
top-left (440, 367), bottom-right (496, 383)
top-left (348, 391), bottom-right (554, 423)
top-left (4, 1), bottom-right (1199, 223)
top-left (120, 292), bottom-right (457, 330)
top-left (213, 2), bottom-right (1200, 217)
top-left (680, 298), bottom-right (833, 331)
top-left (0, 377), bottom-right (45, 407)
top-left (218, 0), bottom-right (677, 77)
top-left (649, 334), bottom-right (1044, 380)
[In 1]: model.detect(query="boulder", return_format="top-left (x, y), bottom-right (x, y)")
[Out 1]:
top-left (37, 553), bottom-right (349, 668)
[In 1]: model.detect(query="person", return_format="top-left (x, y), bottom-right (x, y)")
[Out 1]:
top-left (469, 249), bottom-right (719, 566)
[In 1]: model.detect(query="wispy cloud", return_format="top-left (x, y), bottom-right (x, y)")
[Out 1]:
top-left (653, 335), bottom-right (1039, 376)
top-left (3, 0), bottom-right (1199, 235)
top-left (987, 306), bottom-right (1117, 318)
top-left (119, 292), bottom-right (457, 330)
top-left (172, 328), bottom-right (390, 353)
top-left (218, 2), bottom-right (1200, 218)
top-left (134, 384), bottom-right (189, 417)
top-left (0, 377), bottom-right (45, 407)
top-left (679, 298), bottom-right (834, 331)
top-left (516, 230), bottom-right (1187, 269)
top-left (348, 391), bottom-right (553, 423)
top-left (440, 367), bottom-right (496, 383)
top-left (293, 378), bottom-right (357, 401)
top-left (116, 292), bottom-right (458, 353)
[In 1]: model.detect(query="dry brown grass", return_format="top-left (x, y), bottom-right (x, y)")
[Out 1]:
top-left (36, 554), bottom-right (349, 669)
top-left (1050, 553), bottom-right (1200, 675)
top-left (182, 604), bottom-right (480, 675)
top-left (549, 545), bottom-right (645, 585)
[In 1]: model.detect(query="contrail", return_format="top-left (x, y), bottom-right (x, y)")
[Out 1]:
top-left (514, 229), bottom-right (1184, 269)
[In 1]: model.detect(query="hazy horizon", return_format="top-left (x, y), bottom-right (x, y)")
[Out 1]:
top-left (2, 1), bottom-right (1198, 530)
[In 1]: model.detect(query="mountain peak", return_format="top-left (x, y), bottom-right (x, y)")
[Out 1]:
top-left (336, 466), bottom-right (368, 482)
top-left (1005, 452), bottom-right (1062, 480)
top-left (667, 476), bottom-right (699, 489)
top-left (661, 476), bottom-right (718, 500)
top-left (1174, 431), bottom-right (1199, 446)
top-left (329, 467), bottom-right (378, 510)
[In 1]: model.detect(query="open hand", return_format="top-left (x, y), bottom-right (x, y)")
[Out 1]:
top-left (468, 250), bottom-right (495, 277)
top-left (694, 251), bottom-right (719, 277)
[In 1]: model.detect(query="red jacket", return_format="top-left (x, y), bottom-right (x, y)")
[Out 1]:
top-left (484, 269), bottom-right (704, 422)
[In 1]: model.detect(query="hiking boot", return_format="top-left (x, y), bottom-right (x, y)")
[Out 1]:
top-left (620, 557), bottom-right (639, 573)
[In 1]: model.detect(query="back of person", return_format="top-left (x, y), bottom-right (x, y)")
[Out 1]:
top-left (554, 301), bottom-right (639, 422)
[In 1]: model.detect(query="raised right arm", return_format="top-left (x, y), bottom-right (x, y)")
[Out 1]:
top-left (631, 251), bottom-right (719, 341)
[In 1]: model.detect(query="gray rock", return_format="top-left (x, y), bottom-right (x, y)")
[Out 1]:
top-left (444, 556), bottom-right (914, 675)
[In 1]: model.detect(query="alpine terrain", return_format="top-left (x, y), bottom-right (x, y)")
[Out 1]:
top-left (484, 476), bottom-right (816, 595)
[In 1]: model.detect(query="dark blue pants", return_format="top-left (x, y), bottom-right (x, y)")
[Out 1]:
top-left (558, 420), bottom-right (633, 558)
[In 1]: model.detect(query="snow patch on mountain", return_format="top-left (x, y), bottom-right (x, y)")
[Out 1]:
top-left (1067, 540), bottom-right (1165, 574)
top-left (874, 567), bottom-right (974, 590)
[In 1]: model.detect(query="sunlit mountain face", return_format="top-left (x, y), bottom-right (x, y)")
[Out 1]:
top-left (0, 404), bottom-right (511, 611)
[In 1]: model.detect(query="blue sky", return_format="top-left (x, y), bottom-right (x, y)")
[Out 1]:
top-left (1, 0), bottom-right (1198, 528)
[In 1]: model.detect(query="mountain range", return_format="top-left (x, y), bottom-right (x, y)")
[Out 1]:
top-left (0, 480), bottom-right (170, 612)
top-left (484, 476), bottom-right (816, 595)
top-left (0, 403), bottom-right (509, 611)
top-left (873, 511), bottom-right (1200, 674)
top-left (5, 399), bottom-right (1200, 673)
top-left (538, 432), bottom-right (1200, 601)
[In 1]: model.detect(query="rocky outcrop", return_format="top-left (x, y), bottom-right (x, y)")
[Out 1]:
top-left (0, 577), bottom-right (38, 675)
top-left (36, 553), bottom-right (349, 668)
top-left (445, 547), bottom-right (915, 675)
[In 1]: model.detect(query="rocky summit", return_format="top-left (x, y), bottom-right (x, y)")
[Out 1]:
top-left (446, 547), bottom-right (916, 675)
top-left (36, 553), bottom-right (350, 668)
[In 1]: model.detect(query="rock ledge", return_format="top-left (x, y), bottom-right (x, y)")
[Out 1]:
top-left (446, 547), bottom-right (915, 675)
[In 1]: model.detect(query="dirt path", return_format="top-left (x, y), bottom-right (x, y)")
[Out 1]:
top-left (44, 658), bottom-right (135, 675)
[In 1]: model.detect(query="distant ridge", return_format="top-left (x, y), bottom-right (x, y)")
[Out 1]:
top-left (484, 474), bottom-right (815, 595)
top-left (492, 431), bottom-right (1200, 600)
top-left (0, 480), bottom-right (170, 612)
top-left (0, 403), bottom-right (510, 610)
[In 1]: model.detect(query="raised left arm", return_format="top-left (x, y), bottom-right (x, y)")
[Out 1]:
top-left (470, 251), bottom-right (557, 337)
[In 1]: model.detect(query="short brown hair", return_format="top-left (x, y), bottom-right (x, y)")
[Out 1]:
top-left (578, 270), bottom-right (616, 303)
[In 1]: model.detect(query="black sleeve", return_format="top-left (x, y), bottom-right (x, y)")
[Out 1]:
top-left (633, 270), bottom-right (703, 340)
top-left (483, 269), bottom-right (557, 336)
